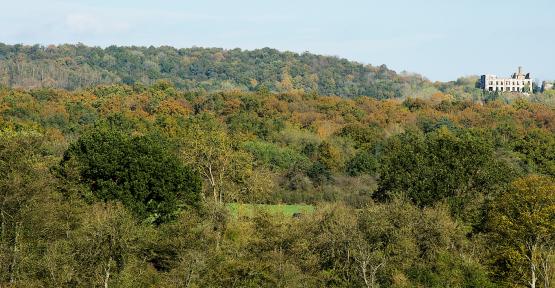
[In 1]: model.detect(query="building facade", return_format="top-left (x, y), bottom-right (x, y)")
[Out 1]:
top-left (480, 67), bottom-right (533, 93)
top-left (541, 81), bottom-right (554, 92)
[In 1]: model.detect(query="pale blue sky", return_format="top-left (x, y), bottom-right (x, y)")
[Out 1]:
top-left (1, 0), bottom-right (553, 81)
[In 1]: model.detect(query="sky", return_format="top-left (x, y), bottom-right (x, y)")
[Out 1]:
top-left (1, 0), bottom-right (554, 81)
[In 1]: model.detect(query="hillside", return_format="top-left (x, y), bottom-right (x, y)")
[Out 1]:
top-left (0, 43), bottom-right (435, 99)
top-left (0, 84), bottom-right (554, 286)
top-left (0, 45), bottom-right (553, 288)
top-left (2, 0), bottom-right (554, 284)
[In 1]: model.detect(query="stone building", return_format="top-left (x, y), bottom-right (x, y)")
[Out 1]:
top-left (541, 81), bottom-right (554, 92)
top-left (480, 67), bottom-right (533, 93)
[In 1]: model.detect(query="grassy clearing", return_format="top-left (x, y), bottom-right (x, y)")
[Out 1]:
top-left (226, 203), bottom-right (315, 217)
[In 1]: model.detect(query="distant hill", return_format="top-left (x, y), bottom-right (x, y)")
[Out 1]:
top-left (0, 43), bottom-right (433, 99)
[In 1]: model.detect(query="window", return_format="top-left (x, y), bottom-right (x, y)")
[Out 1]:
top-left (489, 87), bottom-right (493, 91)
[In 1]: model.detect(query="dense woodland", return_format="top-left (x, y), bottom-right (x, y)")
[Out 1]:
top-left (0, 43), bottom-right (458, 99)
top-left (0, 44), bottom-right (554, 287)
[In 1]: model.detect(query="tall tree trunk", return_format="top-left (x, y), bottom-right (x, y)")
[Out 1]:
top-left (104, 257), bottom-right (111, 288)
top-left (539, 246), bottom-right (553, 288)
top-left (526, 241), bottom-right (540, 288)
top-left (208, 165), bottom-right (218, 203)
top-left (1, 210), bottom-right (5, 243)
top-left (370, 262), bottom-right (384, 288)
top-left (360, 260), bottom-right (371, 288)
top-left (531, 262), bottom-right (536, 288)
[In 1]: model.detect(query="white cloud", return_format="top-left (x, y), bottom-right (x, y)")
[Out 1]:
top-left (65, 13), bottom-right (130, 34)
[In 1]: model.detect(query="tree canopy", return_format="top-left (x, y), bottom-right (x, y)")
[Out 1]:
top-left (0, 43), bottom-right (435, 99)
top-left (58, 128), bottom-right (202, 224)
top-left (0, 82), bottom-right (553, 287)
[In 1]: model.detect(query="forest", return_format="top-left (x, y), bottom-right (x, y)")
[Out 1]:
top-left (0, 43), bottom-right (450, 99)
top-left (0, 44), bottom-right (553, 287)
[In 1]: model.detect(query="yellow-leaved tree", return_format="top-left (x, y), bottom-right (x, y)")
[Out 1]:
top-left (488, 175), bottom-right (555, 288)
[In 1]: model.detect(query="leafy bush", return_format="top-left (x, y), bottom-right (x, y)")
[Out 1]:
top-left (242, 140), bottom-right (309, 170)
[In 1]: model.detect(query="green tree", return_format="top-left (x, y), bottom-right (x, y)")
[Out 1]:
top-left (514, 129), bottom-right (555, 177)
top-left (375, 127), bottom-right (515, 221)
top-left (346, 150), bottom-right (379, 176)
top-left (0, 130), bottom-right (55, 284)
top-left (68, 203), bottom-right (144, 288)
top-left (58, 128), bottom-right (202, 224)
top-left (181, 114), bottom-right (256, 204)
